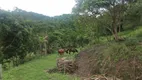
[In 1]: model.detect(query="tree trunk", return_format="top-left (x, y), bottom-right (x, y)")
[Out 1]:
top-left (0, 64), bottom-right (2, 80)
top-left (44, 42), bottom-right (47, 55)
top-left (111, 3), bottom-right (120, 41)
top-left (39, 43), bottom-right (42, 54)
top-left (112, 14), bottom-right (119, 41)
top-left (15, 56), bottom-right (18, 66)
top-left (113, 26), bottom-right (119, 41)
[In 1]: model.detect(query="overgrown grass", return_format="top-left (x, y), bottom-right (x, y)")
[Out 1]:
top-left (3, 53), bottom-right (80, 80)
top-left (91, 26), bottom-right (142, 44)
top-left (3, 27), bottom-right (142, 80)
top-left (119, 26), bottom-right (142, 37)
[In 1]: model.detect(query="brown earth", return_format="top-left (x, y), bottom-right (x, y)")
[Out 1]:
top-left (75, 44), bottom-right (106, 77)
top-left (74, 44), bottom-right (142, 80)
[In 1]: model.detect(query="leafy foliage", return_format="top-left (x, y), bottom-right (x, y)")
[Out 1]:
top-left (0, 8), bottom-right (90, 67)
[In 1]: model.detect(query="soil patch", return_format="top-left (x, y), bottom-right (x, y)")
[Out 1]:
top-left (75, 43), bottom-right (142, 80)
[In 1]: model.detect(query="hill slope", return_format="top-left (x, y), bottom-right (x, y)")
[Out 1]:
top-left (3, 54), bottom-right (79, 80)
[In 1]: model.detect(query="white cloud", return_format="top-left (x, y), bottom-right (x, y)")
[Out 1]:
top-left (0, 0), bottom-right (76, 16)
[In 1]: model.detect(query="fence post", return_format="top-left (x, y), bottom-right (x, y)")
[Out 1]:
top-left (0, 64), bottom-right (2, 80)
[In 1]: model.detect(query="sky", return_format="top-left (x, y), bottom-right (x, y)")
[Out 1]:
top-left (0, 0), bottom-right (76, 16)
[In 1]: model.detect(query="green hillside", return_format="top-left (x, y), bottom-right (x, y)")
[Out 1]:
top-left (3, 26), bottom-right (142, 80)
top-left (3, 54), bottom-right (79, 80)
top-left (1, 0), bottom-right (142, 80)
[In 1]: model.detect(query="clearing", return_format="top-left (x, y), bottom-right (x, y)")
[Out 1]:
top-left (3, 54), bottom-right (80, 80)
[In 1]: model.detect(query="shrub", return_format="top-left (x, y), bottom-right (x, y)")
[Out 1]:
top-left (75, 42), bottom-right (142, 80)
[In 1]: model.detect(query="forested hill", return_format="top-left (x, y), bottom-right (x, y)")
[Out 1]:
top-left (11, 8), bottom-right (50, 21)
top-left (0, 0), bottom-right (142, 69)
top-left (1, 0), bottom-right (142, 80)
top-left (0, 8), bottom-right (89, 66)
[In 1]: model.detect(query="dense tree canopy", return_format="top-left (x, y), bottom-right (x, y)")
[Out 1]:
top-left (0, 8), bottom-right (90, 65)
top-left (73, 0), bottom-right (140, 41)
top-left (0, 0), bottom-right (142, 67)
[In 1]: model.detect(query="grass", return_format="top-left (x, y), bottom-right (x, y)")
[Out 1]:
top-left (93, 26), bottom-right (142, 43)
top-left (3, 27), bottom-right (142, 80)
top-left (119, 27), bottom-right (142, 37)
top-left (3, 53), bottom-right (80, 80)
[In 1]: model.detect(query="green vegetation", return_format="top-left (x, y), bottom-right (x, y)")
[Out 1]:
top-left (3, 54), bottom-right (80, 80)
top-left (0, 0), bottom-right (142, 80)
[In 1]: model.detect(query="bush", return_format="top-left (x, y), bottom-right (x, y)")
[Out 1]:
top-left (75, 42), bottom-right (142, 80)
top-left (24, 53), bottom-right (36, 62)
top-left (103, 43), bottom-right (131, 62)
top-left (124, 37), bottom-right (139, 46)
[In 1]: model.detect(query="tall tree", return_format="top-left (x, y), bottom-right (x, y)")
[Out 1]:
top-left (73, 0), bottom-right (137, 41)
